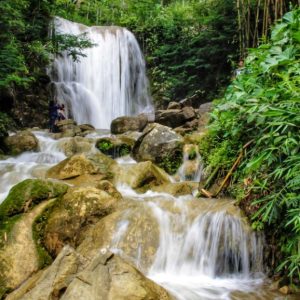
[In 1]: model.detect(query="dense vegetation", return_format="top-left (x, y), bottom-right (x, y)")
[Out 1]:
top-left (199, 8), bottom-right (300, 282)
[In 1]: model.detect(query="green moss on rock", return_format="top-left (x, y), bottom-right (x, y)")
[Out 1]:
top-left (32, 201), bottom-right (57, 268)
top-left (96, 138), bottom-right (131, 158)
top-left (0, 179), bottom-right (68, 220)
top-left (158, 150), bottom-right (183, 175)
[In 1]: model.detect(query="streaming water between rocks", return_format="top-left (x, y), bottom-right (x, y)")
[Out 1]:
top-left (0, 131), bottom-right (285, 299)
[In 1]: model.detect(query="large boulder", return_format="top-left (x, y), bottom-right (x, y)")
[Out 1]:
top-left (155, 107), bottom-right (196, 128)
top-left (0, 179), bottom-right (68, 219)
top-left (132, 124), bottom-right (183, 174)
top-left (46, 152), bottom-right (117, 181)
top-left (62, 251), bottom-right (171, 300)
top-left (6, 246), bottom-right (87, 300)
top-left (3, 130), bottom-right (38, 155)
top-left (96, 135), bottom-right (135, 158)
top-left (53, 120), bottom-right (95, 139)
top-left (57, 136), bottom-right (94, 157)
top-left (42, 185), bottom-right (122, 256)
top-left (0, 201), bottom-right (55, 299)
top-left (7, 247), bottom-right (171, 300)
top-left (111, 114), bottom-right (148, 134)
top-left (77, 202), bottom-right (161, 270)
top-left (116, 161), bottom-right (171, 190)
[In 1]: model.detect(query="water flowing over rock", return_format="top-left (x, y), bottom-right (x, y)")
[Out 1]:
top-left (48, 17), bottom-right (154, 129)
top-left (3, 131), bottom-right (39, 155)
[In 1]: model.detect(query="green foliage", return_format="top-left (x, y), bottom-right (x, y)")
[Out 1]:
top-left (200, 8), bottom-right (300, 282)
top-left (0, 0), bottom-right (93, 92)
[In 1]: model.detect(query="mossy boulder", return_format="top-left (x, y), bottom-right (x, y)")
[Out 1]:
top-left (96, 136), bottom-right (133, 158)
top-left (0, 200), bottom-right (57, 299)
top-left (132, 123), bottom-right (183, 174)
top-left (0, 179), bottom-right (68, 220)
top-left (42, 185), bottom-right (122, 257)
top-left (3, 130), bottom-right (38, 155)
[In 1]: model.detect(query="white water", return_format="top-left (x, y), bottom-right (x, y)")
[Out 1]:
top-left (0, 131), bottom-right (66, 203)
top-left (111, 186), bottom-right (267, 300)
top-left (48, 17), bottom-right (154, 129)
top-left (178, 148), bottom-right (203, 182)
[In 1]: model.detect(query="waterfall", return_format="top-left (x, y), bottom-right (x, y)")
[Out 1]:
top-left (48, 17), bottom-right (154, 129)
top-left (109, 187), bottom-right (266, 300)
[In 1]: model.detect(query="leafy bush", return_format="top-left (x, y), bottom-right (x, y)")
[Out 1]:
top-left (200, 8), bottom-right (300, 282)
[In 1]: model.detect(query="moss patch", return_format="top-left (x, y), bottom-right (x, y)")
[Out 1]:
top-left (158, 150), bottom-right (183, 175)
top-left (96, 138), bottom-right (131, 158)
top-left (0, 179), bottom-right (68, 220)
top-left (32, 201), bottom-right (57, 268)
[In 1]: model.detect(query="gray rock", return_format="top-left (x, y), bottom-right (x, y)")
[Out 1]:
top-left (3, 130), bottom-right (38, 155)
top-left (133, 123), bottom-right (183, 174)
top-left (167, 101), bottom-right (181, 109)
top-left (111, 114), bottom-right (148, 134)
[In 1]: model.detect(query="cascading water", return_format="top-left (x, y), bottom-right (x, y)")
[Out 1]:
top-left (0, 131), bottom-right (66, 203)
top-left (177, 144), bottom-right (203, 182)
top-left (48, 17), bottom-right (154, 129)
top-left (110, 186), bottom-right (268, 300)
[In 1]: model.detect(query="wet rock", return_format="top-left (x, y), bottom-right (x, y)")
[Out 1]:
top-left (96, 180), bottom-right (122, 200)
top-left (279, 286), bottom-right (290, 295)
top-left (57, 136), bottom-right (94, 157)
top-left (111, 114), bottom-right (148, 134)
top-left (155, 107), bottom-right (196, 128)
top-left (63, 251), bottom-right (171, 300)
top-left (167, 101), bottom-right (181, 109)
top-left (53, 120), bottom-right (95, 139)
top-left (43, 186), bottom-right (122, 256)
top-left (77, 203), bottom-right (160, 270)
top-left (152, 182), bottom-right (197, 196)
top-left (0, 179), bottom-right (68, 219)
top-left (3, 130), bottom-right (38, 155)
top-left (6, 246), bottom-right (87, 300)
top-left (179, 90), bottom-right (206, 108)
top-left (116, 161), bottom-right (171, 190)
top-left (7, 247), bottom-right (171, 300)
top-left (46, 152), bottom-right (117, 181)
top-left (0, 200), bottom-right (56, 299)
top-left (46, 154), bottom-right (98, 180)
top-left (96, 136), bottom-right (134, 158)
top-left (133, 123), bottom-right (183, 174)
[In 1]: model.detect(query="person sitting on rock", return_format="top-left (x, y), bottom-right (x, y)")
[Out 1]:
top-left (58, 104), bottom-right (66, 121)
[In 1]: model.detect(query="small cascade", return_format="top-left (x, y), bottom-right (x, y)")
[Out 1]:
top-left (48, 17), bottom-right (154, 129)
top-left (0, 131), bottom-right (66, 203)
top-left (177, 144), bottom-right (203, 182)
top-left (108, 186), bottom-right (266, 300)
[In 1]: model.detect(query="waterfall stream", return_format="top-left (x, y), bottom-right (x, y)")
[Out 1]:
top-left (0, 132), bottom-right (285, 299)
top-left (48, 17), bottom-right (154, 129)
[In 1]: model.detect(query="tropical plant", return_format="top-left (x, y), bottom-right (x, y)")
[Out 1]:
top-left (200, 8), bottom-right (300, 282)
